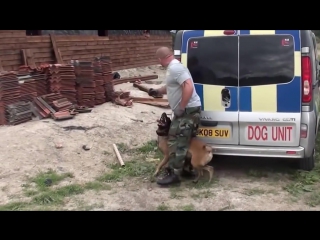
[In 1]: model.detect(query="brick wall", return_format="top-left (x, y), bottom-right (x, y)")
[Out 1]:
top-left (0, 30), bottom-right (172, 71)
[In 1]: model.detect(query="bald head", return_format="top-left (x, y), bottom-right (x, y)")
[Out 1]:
top-left (156, 47), bottom-right (173, 59)
top-left (156, 47), bottom-right (174, 67)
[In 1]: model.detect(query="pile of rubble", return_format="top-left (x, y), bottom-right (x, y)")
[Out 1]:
top-left (33, 93), bottom-right (91, 121)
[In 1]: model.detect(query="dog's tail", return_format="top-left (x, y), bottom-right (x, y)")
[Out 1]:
top-left (203, 144), bottom-right (213, 164)
top-left (203, 144), bottom-right (213, 152)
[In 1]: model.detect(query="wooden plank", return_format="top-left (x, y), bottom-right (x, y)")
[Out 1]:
top-left (60, 49), bottom-right (154, 57)
top-left (113, 61), bottom-right (158, 71)
top-left (0, 32), bottom-right (26, 39)
top-left (49, 34), bottom-right (63, 64)
top-left (32, 48), bottom-right (53, 53)
top-left (25, 49), bottom-right (36, 68)
top-left (1, 54), bottom-right (21, 61)
top-left (113, 75), bottom-right (158, 85)
top-left (131, 97), bottom-right (169, 108)
top-left (21, 49), bottom-right (27, 65)
top-left (1, 59), bottom-right (21, 66)
top-left (0, 57), bottom-right (3, 71)
top-left (61, 51), bottom-right (156, 59)
top-left (33, 52), bottom-right (53, 58)
top-left (0, 49), bottom-right (20, 56)
top-left (4, 65), bottom-right (15, 71)
top-left (59, 44), bottom-right (159, 52)
top-left (31, 57), bottom-right (55, 64)
top-left (56, 39), bottom-right (171, 47)
top-left (0, 42), bottom-right (51, 50)
top-left (60, 49), bottom-right (157, 58)
top-left (61, 54), bottom-right (156, 63)
top-left (55, 35), bottom-right (109, 41)
top-left (0, 38), bottom-right (27, 44)
top-left (35, 60), bottom-right (55, 65)
top-left (0, 30), bottom-right (25, 34)
top-left (131, 97), bottom-right (168, 103)
top-left (26, 36), bottom-right (51, 43)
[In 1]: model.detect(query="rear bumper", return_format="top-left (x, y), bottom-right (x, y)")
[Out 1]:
top-left (210, 144), bottom-right (305, 159)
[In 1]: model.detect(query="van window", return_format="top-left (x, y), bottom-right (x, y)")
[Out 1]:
top-left (239, 35), bottom-right (295, 87)
top-left (187, 36), bottom-right (238, 87)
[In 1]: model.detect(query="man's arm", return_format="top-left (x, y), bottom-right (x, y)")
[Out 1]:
top-left (176, 69), bottom-right (194, 109)
top-left (157, 85), bottom-right (167, 94)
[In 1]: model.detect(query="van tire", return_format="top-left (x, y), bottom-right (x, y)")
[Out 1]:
top-left (299, 149), bottom-right (315, 171)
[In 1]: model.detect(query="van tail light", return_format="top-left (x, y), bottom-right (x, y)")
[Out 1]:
top-left (224, 30), bottom-right (237, 35)
top-left (300, 124), bottom-right (308, 138)
top-left (302, 56), bottom-right (312, 103)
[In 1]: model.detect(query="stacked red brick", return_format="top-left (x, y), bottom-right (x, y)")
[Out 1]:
top-left (6, 102), bottom-right (32, 125)
top-left (42, 93), bottom-right (73, 112)
top-left (72, 60), bottom-right (95, 107)
top-left (17, 66), bottom-right (48, 99)
top-left (0, 73), bottom-right (20, 105)
top-left (32, 69), bottom-right (48, 97)
top-left (49, 64), bottom-right (76, 104)
top-left (100, 57), bottom-right (115, 102)
top-left (17, 67), bottom-right (37, 102)
top-left (33, 93), bottom-right (74, 121)
top-left (93, 57), bottom-right (106, 105)
top-left (0, 101), bottom-right (5, 125)
top-left (0, 72), bottom-right (20, 125)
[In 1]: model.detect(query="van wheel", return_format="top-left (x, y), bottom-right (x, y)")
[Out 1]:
top-left (299, 149), bottom-right (315, 171)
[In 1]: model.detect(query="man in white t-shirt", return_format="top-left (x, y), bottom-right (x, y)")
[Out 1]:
top-left (148, 47), bottom-right (202, 186)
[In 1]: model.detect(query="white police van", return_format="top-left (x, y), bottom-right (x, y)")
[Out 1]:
top-left (174, 30), bottom-right (320, 171)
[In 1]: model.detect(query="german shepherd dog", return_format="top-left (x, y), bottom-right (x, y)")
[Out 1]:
top-left (154, 113), bottom-right (214, 183)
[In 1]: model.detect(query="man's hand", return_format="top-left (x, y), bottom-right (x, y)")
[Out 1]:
top-left (148, 88), bottom-right (158, 97)
top-left (173, 105), bottom-right (185, 117)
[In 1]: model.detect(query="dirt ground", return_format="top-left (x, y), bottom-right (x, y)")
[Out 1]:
top-left (1, 64), bottom-right (320, 211)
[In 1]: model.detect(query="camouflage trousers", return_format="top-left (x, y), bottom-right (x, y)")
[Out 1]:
top-left (168, 106), bottom-right (201, 170)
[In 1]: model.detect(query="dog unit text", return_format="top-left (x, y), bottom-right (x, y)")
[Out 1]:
top-left (247, 126), bottom-right (293, 142)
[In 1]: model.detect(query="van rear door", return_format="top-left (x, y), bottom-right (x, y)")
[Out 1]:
top-left (238, 30), bottom-right (301, 147)
top-left (181, 30), bottom-right (239, 145)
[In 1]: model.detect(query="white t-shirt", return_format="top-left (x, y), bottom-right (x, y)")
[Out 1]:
top-left (165, 59), bottom-right (201, 111)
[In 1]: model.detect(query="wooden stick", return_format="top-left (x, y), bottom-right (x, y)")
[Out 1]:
top-left (49, 34), bottom-right (63, 64)
top-left (113, 75), bottom-right (158, 85)
top-left (113, 144), bottom-right (125, 167)
top-left (133, 83), bottom-right (150, 93)
top-left (133, 83), bottom-right (163, 98)
top-left (131, 97), bottom-right (168, 102)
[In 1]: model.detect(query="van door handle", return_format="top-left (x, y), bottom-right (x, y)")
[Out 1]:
top-left (200, 121), bottom-right (218, 127)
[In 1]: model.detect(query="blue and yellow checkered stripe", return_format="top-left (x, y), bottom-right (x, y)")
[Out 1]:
top-left (181, 30), bottom-right (301, 113)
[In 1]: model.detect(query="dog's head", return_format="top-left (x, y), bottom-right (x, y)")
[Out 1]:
top-left (156, 112), bottom-right (171, 136)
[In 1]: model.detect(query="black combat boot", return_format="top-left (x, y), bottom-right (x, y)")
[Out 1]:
top-left (157, 168), bottom-right (180, 186)
top-left (180, 159), bottom-right (195, 179)
top-left (180, 169), bottom-right (195, 179)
